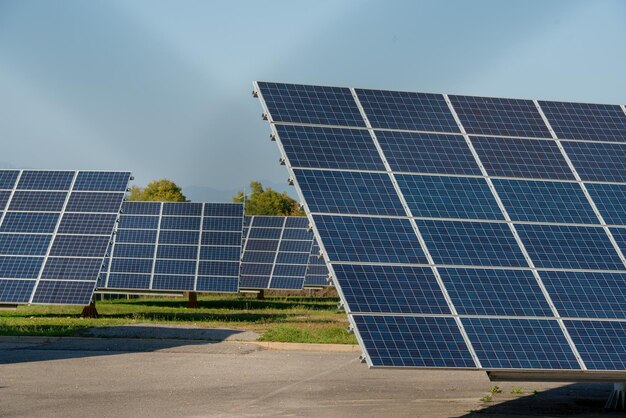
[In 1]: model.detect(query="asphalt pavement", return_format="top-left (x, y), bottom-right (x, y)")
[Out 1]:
top-left (0, 334), bottom-right (621, 417)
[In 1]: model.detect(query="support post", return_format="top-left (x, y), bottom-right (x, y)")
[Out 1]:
top-left (605, 382), bottom-right (626, 411)
top-left (80, 301), bottom-right (98, 318)
top-left (186, 291), bottom-right (199, 309)
top-left (256, 289), bottom-right (265, 300)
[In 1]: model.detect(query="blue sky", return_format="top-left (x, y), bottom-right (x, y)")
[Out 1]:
top-left (1, 0), bottom-right (625, 201)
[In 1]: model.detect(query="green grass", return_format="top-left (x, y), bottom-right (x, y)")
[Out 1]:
top-left (0, 294), bottom-right (356, 344)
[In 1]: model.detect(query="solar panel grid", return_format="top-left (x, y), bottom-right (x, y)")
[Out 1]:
top-left (255, 81), bottom-right (626, 373)
top-left (100, 201), bottom-right (243, 293)
top-left (0, 170), bottom-right (130, 305)
top-left (540, 101), bottom-right (626, 143)
top-left (240, 215), bottom-right (314, 290)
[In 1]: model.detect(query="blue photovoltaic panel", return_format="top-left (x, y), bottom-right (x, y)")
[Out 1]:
top-left (416, 220), bottom-right (527, 267)
top-left (562, 141), bottom-right (626, 183)
top-left (257, 81), bottom-right (365, 127)
top-left (493, 179), bottom-right (598, 224)
top-left (275, 125), bottom-right (384, 171)
top-left (448, 95), bottom-right (551, 138)
top-left (472, 137), bottom-right (574, 180)
top-left (586, 183), bottom-right (626, 225)
top-left (314, 215), bottom-right (427, 264)
top-left (355, 89), bottom-right (460, 133)
top-left (516, 224), bottom-right (624, 270)
top-left (462, 318), bottom-right (580, 370)
top-left (565, 320), bottom-right (626, 371)
top-left (256, 81), bottom-right (626, 375)
top-left (397, 175), bottom-right (502, 220)
top-left (240, 215), bottom-right (314, 290)
top-left (540, 100), bottom-right (626, 143)
top-left (333, 264), bottom-right (449, 314)
top-left (375, 131), bottom-right (481, 175)
top-left (353, 315), bottom-right (475, 368)
top-left (0, 170), bottom-right (130, 305)
top-left (542, 271), bottom-right (626, 319)
top-left (439, 268), bottom-right (552, 317)
top-left (100, 201), bottom-right (243, 293)
top-left (294, 169), bottom-right (405, 216)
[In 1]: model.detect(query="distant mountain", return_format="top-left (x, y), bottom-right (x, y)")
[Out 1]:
top-left (183, 179), bottom-right (298, 203)
top-left (0, 162), bottom-right (18, 169)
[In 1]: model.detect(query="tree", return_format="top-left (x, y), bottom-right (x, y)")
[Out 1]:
top-left (234, 181), bottom-right (303, 216)
top-left (127, 179), bottom-right (187, 202)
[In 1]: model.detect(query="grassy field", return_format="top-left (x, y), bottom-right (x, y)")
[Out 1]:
top-left (0, 294), bottom-right (356, 344)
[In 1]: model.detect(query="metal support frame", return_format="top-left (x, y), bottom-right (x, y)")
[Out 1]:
top-left (606, 382), bottom-right (626, 411)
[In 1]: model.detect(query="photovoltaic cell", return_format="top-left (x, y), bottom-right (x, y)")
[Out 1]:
top-left (353, 315), bottom-right (475, 368)
top-left (275, 125), bottom-right (384, 171)
top-left (565, 320), bottom-right (626, 371)
top-left (562, 141), bottom-right (626, 183)
top-left (397, 175), bottom-right (502, 220)
top-left (471, 137), bottom-right (574, 180)
top-left (542, 271), bottom-right (626, 319)
top-left (439, 268), bottom-right (552, 317)
top-left (540, 100), bottom-right (626, 143)
top-left (449, 95), bottom-right (551, 138)
top-left (314, 215), bottom-right (427, 264)
top-left (257, 81), bottom-right (365, 127)
top-left (294, 169), bottom-right (405, 216)
top-left (516, 224), bottom-right (624, 270)
top-left (416, 220), bottom-right (526, 267)
top-left (0, 170), bottom-right (130, 305)
top-left (375, 131), bottom-right (481, 175)
top-left (355, 89), bottom-right (460, 133)
top-left (333, 264), bottom-right (449, 314)
top-left (256, 81), bottom-right (626, 375)
top-left (586, 183), bottom-right (626, 224)
top-left (493, 179), bottom-right (598, 224)
top-left (462, 318), bottom-right (580, 370)
top-left (99, 201), bottom-right (243, 293)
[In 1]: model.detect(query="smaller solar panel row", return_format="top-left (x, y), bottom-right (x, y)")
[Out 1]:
top-left (100, 201), bottom-right (243, 293)
top-left (240, 215), bottom-right (316, 290)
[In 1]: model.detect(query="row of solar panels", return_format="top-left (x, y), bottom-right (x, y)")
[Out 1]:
top-left (99, 206), bottom-right (329, 293)
top-left (0, 170), bottom-right (329, 307)
top-left (254, 81), bottom-right (626, 376)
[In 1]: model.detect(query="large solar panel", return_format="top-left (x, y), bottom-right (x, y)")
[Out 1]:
top-left (255, 81), bottom-right (626, 377)
top-left (99, 202), bottom-right (243, 293)
top-left (240, 215), bottom-right (314, 290)
top-left (0, 170), bottom-right (130, 305)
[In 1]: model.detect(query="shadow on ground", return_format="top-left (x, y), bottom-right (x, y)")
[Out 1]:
top-left (0, 326), bottom-right (260, 365)
top-left (120, 297), bottom-right (337, 311)
top-left (462, 382), bottom-right (622, 417)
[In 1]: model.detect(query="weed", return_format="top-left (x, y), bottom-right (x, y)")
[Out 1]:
top-left (480, 395), bottom-right (493, 403)
top-left (489, 385), bottom-right (502, 394)
top-left (511, 386), bottom-right (523, 394)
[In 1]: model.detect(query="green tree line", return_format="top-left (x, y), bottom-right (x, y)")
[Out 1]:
top-left (129, 179), bottom-right (302, 216)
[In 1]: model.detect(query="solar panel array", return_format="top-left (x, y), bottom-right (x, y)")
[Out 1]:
top-left (0, 170), bottom-right (130, 305)
top-left (240, 215), bottom-right (314, 290)
top-left (100, 202), bottom-right (243, 293)
top-left (255, 81), bottom-right (626, 374)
